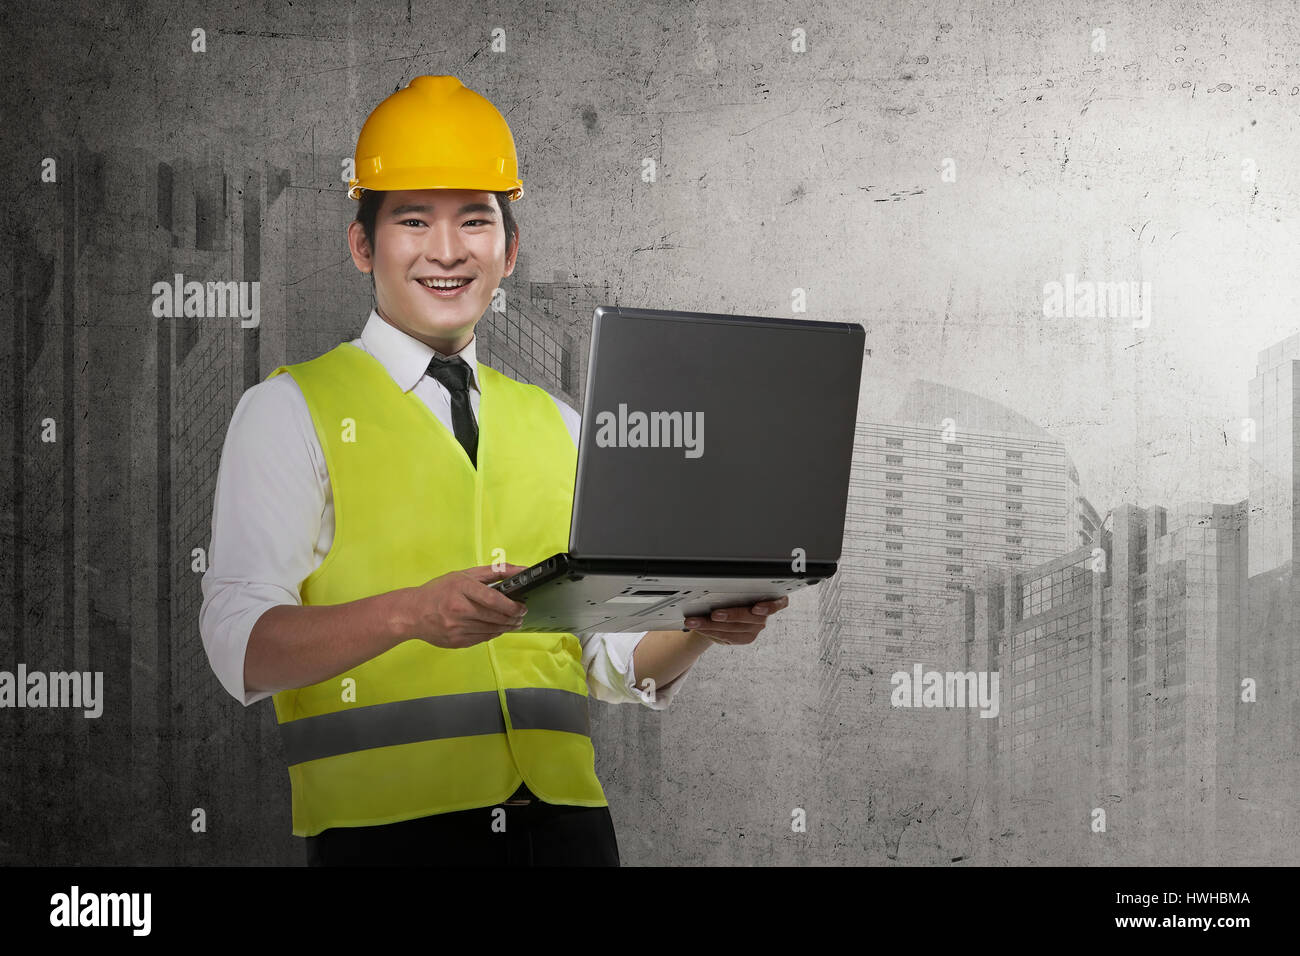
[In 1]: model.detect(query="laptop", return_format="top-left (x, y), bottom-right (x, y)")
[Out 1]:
top-left (489, 304), bottom-right (865, 633)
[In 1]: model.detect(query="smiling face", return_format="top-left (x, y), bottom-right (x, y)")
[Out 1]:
top-left (347, 188), bottom-right (520, 355)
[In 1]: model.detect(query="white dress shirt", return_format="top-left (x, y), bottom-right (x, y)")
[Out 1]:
top-left (199, 307), bottom-right (695, 710)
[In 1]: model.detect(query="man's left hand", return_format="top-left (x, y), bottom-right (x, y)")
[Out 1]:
top-left (683, 596), bottom-right (789, 646)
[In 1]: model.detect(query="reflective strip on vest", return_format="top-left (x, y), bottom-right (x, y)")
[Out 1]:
top-left (279, 687), bottom-right (591, 767)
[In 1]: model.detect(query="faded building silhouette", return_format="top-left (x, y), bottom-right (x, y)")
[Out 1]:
top-left (943, 501), bottom-right (1256, 865)
top-left (817, 382), bottom-right (1096, 861)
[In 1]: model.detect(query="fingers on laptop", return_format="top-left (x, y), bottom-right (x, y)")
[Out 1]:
top-left (753, 596), bottom-right (789, 616)
top-left (686, 608), bottom-right (762, 629)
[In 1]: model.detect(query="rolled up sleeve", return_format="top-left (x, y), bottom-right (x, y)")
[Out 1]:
top-left (581, 631), bottom-right (695, 710)
top-left (199, 375), bottom-right (326, 706)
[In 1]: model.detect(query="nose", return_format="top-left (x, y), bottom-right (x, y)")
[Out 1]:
top-left (421, 218), bottom-right (467, 267)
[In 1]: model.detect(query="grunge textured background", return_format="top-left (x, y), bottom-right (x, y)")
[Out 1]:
top-left (2, 0), bottom-right (1298, 864)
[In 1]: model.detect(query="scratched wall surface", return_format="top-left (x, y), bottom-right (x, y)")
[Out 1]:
top-left (2, 0), bottom-right (1299, 865)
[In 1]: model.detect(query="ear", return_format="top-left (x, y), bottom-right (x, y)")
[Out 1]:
top-left (347, 219), bottom-right (374, 275)
top-left (502, 222), bottom-right (521, 278)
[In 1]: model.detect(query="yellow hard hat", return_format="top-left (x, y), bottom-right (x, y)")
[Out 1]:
top-left (346, 75), bottom-right (523, 202)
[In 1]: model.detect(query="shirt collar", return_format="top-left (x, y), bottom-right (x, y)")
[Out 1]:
top-left (359, 307), bottom-right (479, 393)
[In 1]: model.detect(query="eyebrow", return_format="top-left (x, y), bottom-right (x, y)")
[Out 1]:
top-left (388, 202), bottom-right (497, 218)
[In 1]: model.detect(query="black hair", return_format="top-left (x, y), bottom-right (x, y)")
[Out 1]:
top-left (354, 189), bottom-right (518, 285)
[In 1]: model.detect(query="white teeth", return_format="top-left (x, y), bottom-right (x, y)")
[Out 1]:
top-left (420, 278), bottom-right (471, 289)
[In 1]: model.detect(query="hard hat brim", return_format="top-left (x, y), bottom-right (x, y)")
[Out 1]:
top-left (348, 169), bottom-right (523, 202)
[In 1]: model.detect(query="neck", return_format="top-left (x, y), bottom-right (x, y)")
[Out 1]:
top-left (375, 304), bottom-right (474, 356)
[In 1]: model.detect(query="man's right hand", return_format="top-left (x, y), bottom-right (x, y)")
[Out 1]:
top-left (401, 564), bottom-right (531, 649)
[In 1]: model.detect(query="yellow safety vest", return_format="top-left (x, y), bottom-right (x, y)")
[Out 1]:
top-left (265, 342), bottom-right (606, 837)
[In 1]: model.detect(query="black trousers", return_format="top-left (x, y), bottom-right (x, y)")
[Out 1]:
top-left (304, 783), bottom-right (620, 866)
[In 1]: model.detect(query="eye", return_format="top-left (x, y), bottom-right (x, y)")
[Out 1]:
top-left (401, 218), bottom-right (425, 227)
top-left (464, 218), bottom-right (491, 227)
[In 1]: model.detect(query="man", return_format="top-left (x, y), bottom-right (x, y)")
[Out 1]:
top-left (199, 75), bottom-right (787, 867)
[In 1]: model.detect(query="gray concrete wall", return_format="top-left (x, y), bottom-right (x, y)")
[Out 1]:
top-left (2, 0), bottom-right (1297, 865)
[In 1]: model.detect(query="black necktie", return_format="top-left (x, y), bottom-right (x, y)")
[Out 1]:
top-left (425, 356), bottom-right (478, 468)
